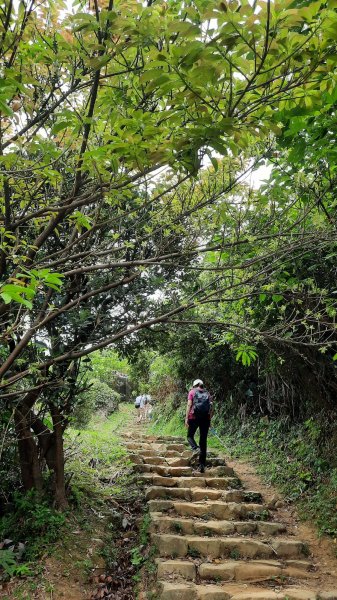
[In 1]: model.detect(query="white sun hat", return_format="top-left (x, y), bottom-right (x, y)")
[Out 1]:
top-left (193, 379), bottom-right (203, 387)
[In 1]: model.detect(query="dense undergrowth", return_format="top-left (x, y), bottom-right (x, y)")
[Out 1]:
top-left (150, 403), bottom-right (337, 539)
top-left (0, 405), bottom-right (143, 598)
top-left (217, 416), bottom-right (337, 539)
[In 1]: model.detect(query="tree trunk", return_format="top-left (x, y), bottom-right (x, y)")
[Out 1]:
top-left (50, 406), bottom-right (68, 509)
top-left (14, 408), bottom-right (43, 492)
top-left (29, 408), bottom-right (68, 509)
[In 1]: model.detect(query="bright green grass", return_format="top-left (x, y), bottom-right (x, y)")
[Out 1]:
top-left (147, 409), bottom-right (223, 450)
top-left (65, 403), bottom-right (135, 499)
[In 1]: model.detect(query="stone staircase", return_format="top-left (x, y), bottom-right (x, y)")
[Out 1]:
top-left (123, 433), bottom-right (337, 600)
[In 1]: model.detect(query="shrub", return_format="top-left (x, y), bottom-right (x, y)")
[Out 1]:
top-left (72, 379), bottom-right (120, 428)
top-left (0, 490), bottom-right (65, 561)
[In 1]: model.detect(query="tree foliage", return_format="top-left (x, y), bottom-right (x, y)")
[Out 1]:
top-left (1, 0), bottom-right (337, 507)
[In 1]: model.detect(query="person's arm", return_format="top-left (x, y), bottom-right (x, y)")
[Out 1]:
top-left (185, 390), bottom-right (193, 427)
top-left (209, 392), bottom-right (213, 419)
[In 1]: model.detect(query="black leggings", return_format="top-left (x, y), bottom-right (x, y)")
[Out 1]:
top-left (187, 418), bottom-right (210, 466)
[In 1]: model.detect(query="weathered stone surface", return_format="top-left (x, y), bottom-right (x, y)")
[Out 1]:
top-left (234, 561), bottom-right (282, 581)
top-left (193, 520), bottom-right (235, 536)
top-left (178, 477), bottom-right (207, 488)
top-left (164, 450), bottom-right (184, 457)
top-left (145, 486), bottom-right (192, 501)
top-left (128, 453), bottom-right (144, 465)
top-left (150, 476), bottom-right (177, 487)
top-left (284, 566), bottom-right (312, 579)
top-left (152, 533), bottom-right (188, 557)
top-left (207, 457), bottom-right (227, 467)
top-left (271, 540), bottom-right (306, 558)
top-left (148, 499), bottom-right (173, 512)
top-left (167, 458), bottom-right (190, 467)
top-left (151, 443), bottom-right (167, 452)
top-left (138, 449), bottom-right (159, 457)
top-left (151, 516), bottom-right (196, 535)
top-left (199, 561), bottom-right (236, 581)
top-left (134, 464), bottom-right (155, 473)
top-left (231, 591), bottom-right (279, 600)
top-left (142, 455), bottom-right (165, 465)
top-left (151, 534), bottom-right (279, 559)
top-left (191, 488), bottom-right (223, 501)
top-left (199, 560), bottom-right (291, 583)
top-left (206, 466), bottom-right (235, 476)
top-left (220, 491), bottom-right (246, 502)
top-left (150, 515), bottom-right (236, 536)
top-left (281, 589), bottom-right (317, 600)
top-left (156, 436), bottom-right (186, 442)
top-left (156, 559), bottom-right (196, 580)
top-left (285, 560), bottom-right (312, 571)
top-left (205, 477), bottom-right (240, 489)
top-left (169, 501), bottom-right (210, 518)
top-left (196, 585), bottom-right (232, 599)
top-left (167, 500), bottom-right (267, 520)
top-left (156, 466), bottom-right (193, 477)
top-left (169, 444), bottom-right (188, 452)
top-left (220, 538), bottom-right (273, 559)
top-left (126, 433), bottom-right (337, 600)
top-left (257, 522), bottom-right (286, 536)
top-left (158, 581), bottom-right (196, 600)
top-left (234, 522), bottom-right (257, 535)
top-left (124, 442), bottom-right (151, 451)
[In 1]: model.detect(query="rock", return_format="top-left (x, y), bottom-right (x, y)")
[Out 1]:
top-left (271, 540), bottom-right (307, 558)
top-left (257, 522), bottom-right (286, 536)
top-left (267, 495), bottom-right (282, 509)
top-left (157, 559), bottom-right (196, 580)
top-left (158, 581), bottom-right (196, 600)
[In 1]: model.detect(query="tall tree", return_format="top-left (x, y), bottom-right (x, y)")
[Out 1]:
top-left (1, 0), bottom-right (336, 504)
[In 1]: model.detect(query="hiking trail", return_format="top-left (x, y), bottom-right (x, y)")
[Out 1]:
top-left (124, 425), bottom-right (337, 600)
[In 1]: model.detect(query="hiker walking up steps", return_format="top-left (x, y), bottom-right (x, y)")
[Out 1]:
top-left (185, 379), bottom-right (212, 473)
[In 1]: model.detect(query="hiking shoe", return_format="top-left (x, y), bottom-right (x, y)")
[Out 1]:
top-left (198, 464), bottom-right (205, 473)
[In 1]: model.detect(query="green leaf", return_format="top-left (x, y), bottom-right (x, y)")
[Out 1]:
top-left (52, 121), bottom-right (71, 134)
top-left (0, 99), bottom-right (13, 116)
top-left (210, 156), bottom-right (219, 172)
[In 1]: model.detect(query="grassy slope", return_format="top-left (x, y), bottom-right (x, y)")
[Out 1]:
top-left (1, 404), bottom-right (138, 598)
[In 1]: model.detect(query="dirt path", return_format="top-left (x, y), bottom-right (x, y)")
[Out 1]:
top-left (125, 429), bottom-right (337, 599)
top-left (227, 458), bottom-right (337, 588)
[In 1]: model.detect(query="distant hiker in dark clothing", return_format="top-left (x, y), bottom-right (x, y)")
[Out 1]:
top-left (185, 379), bottom-right (212, 473)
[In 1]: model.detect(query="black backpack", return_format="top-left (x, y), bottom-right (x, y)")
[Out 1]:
top-left (193, 389), bottom-right (210, 417)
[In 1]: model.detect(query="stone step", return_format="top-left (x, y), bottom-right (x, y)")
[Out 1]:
top-left (145, 486), bottom-right (262, 503)
top-left (141, 475), bottom-right (241, 490)
top-left (198, 559), bottom-right (313, 582)
top-left (123, 442), bottom-right (153, 450)
top-left (166, 457), bottom-right (191, 467)
top-left (164, 450), bottom-right (192, 458)
top-left (148, 500), bottom-right (269, 521)
top-left (156, 558), bottom-right (312, 582)
top-left (156, 582), bottom-right (337, 600)
top-left (152, 436), bottom-right (186, 443)
top-left (150, 515), bottom-right (286, 537)
top-left (135, 464), bottom-right (235, 477)
top-left (152, 533), bottom-right (307, 560)
top-left (141, 455), bottom-right (166, 465)
top-left (137, 449), bottom-right (189, 459)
